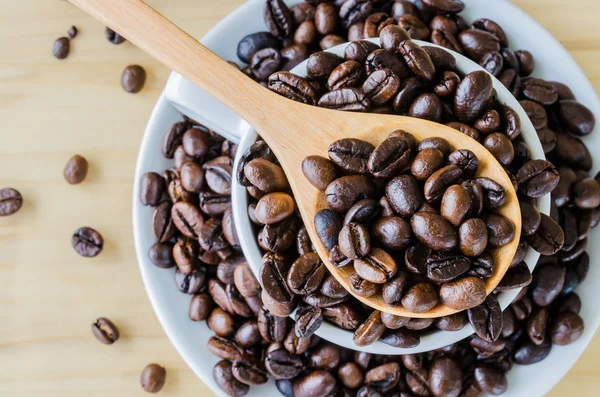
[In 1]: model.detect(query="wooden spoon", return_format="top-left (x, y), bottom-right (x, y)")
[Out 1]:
top-left (70, 0), bottom-right (521, 318)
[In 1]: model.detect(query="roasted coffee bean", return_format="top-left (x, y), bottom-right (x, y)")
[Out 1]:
top-left (379, 25), bottom-right (410, 52)
top-left (258, 307), bottom-right (287, 342)
top-left (237, 31), bottom-right (280, 63)
top-left (319, 87), bottom-right (370, 110)
top-left (399, 40), bottom-right (436, 81)
top-left (369, 136), bottom-right (412, 178)
top-left (440, 276), bottom-right (486, 311)
top-left (426, 252), bottom-right (470, 283)
top-left (410, 148), bottom-right (443, 182)
top-left (148, 242), bottom-right (175, 268)
top-left (446, 150), bottom-right (478, 180)
top-left (409, 93), bottom-right (443, 122)
top-left (428, 357), bottom-right (462, 397)
top-left (265, 347), bottom-right (304, 380)
top-left (474, 365), bottom-right (507, 395)
top-left (63, 154), bottom-right (89, 185)
top-left (287, 253), bottom-right (325, 295)
top-left (469, 252), bottom-right (495, 279)
top-left (378, 328), bottom-right (420, 348)
top-left (320, 274), bottom-right (348, 299)
top-left (393, 77), bottom-right (427, 112)
top-left (264, 0), bottom-right (293, 38)
top-left (483, 133), bottom-right (514, 166)
top-left (0, 188), bottom-right (23, 216)
top-left (175, 268), bottom-right (205, 294)
top-left (354, 248), bottom-right (397, 284)
top-left (527, 306), bottom-right (549, 345)
top-left (339, 0), bottom-right (373, 28)
top-left (337, 362), bottom-right (364, 389)
top-left (555, 99), bottom-right (596, 136)
top-left (475, 109), bottom-right (502, 135)
top-left (572, 178), bottom-right (600, 209)
top-left (260, 253), bottom-right (293, 304)
top-left (231, 360), bottom-right (268, 386)
top-left (284, 327), bottom-right (311, 354)
top-left (313, 3), bottom-right (337, 35)
top-left (483, 213), bottom-right (514, 248)
top-left (233, 262), bottom-right (260, 298)
top-left (315, 209), bottom-right (343, 250)
top-left (468, 295), bottom-right (502, 342)
top-left (371, 216), bottom-right (412, 251)
top-left (353, 310), bottom-right (386, 346)
top-left (92, 317), bottom-right (119, 345)
top-left (362, 69), bottom-right (401, 106)
top-left (401, 282), bottom-right (438, 313)
top-left (52, 37), bottom-right (70, 59)
top-left (435, 312), bottom-right (468, 331)
top-left (431, 28), bottom-right (463, 54)
top-left (521, 201), bottom-right (541, 236)
top-left (348, 272), bottom-right (378, 297)
top-left (344, 40), bottom-right (380, 63)
top-left (432, 71), bottom-right (460, 100)
top-left (366, 49), bottom-right (410, 79)
top-left (522, 78), bottom-right (558, 106)
top-left (554, 132), bottom-right (593, 171)
top-left (121, 65), bottom-right (146, 93)
top-left (424, 165), bottom-right (463, 203)
top-left (244, 158), bottom-right (288, 194)
top-left (293, 20), bottom-right (318, 46)
top-left (520, 99), bottom-right (548, 130)
top-left (446, 121), bottom-right (479, 141)
top-left (458, 29), bottom-right (500, 61)
top-left (326, 175), bottom-right (375, 212)
top-left (294, 370), bottom-right (337, 397)
top-left (398, 14), bottom-right (430, 40)
top-left (295, 305), bottom-right (324, 338)
top-left (338, 223), bottom-right (371, 259)
top-left (344, 198), bottom-right (381, 225)
top-left (269, 72), bottom-right (317, 104)
top-left (308, 342), bottom-right (341, 370)
top-left (527, 213), bottom-right (564, 255)
top-left (306, 52), bottom-right (343, 82)
top-left (174, 239), bottom-right (199, 274)
top-left (140, 363), bottom-right (166, 393)
top-left (513, 337), bottom-right (552, 365)
top-left (72, 227), bottom-right (103, 258)
top-left (254, 193), bottom-right (295, 225)
top-left (140, 172), bottom-right (165, 206)
top-left (471, 177), bottom-right (505, 211)
top-left (386, 174), bottom-right (423, 217)
top-left (250, 47), bottom-right (282, 80)
top-left (531, 262), bottom-right (565, 306)
top-left (327, 60), bottom-right (364, 90)
top-left (328, 138), bottom-right (374, 174)
top-left (105, 27), bottom-right (126, 44)
top-left (454, 70), bottom-right (493, 123)
top-left (213, 360), bottom-right (250, 396)
top-left (441, 185), bottom-right (472, 227)
top-left (296, 227), bottom-right (314, 256)
top-left (479, 51), bottom-right (503, 76)
top-left (411, 212), bottom-right (457, 251)
top-left (550, 311), bottom-right (584, 346)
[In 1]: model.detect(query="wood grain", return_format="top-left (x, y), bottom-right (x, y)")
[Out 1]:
top-left (0, 0), bottom-right (598, 396)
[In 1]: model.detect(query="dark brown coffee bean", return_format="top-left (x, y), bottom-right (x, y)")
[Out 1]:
top-left (121, 65), bottom-right (146, 93)
top-left (339, 0), bottom-right (373, 28)
top-left (286, 252), bottom-right (325, 296)
top-left (0, 188), bottom-right (23, 216)
top-left (531, 262), bottom-right (565, 306)
top-left (148, 242), bottom-right (175, 268)
top-left (319, 87), bottom-right (370, 111)
top-left (173, 238), bottom-right (199, 274)
top-left (140, 363), bottom-right (166, 393)
top-left (474, 365), bottom-right (507, 396)
top-left (264, 0), bottom-right (293, 38)
top-left (353, 310), bottom-right (385, 346)
top-left (232, 360), bottom-right (268, 386)
top-left (72, 227), bottom-right (103, 257)
top-left (348, 272), bottom-right (378, 297)
top-left (105, 27), bottom-right (126, 44)
top-left (483, 213), bottom-right (515, 248)
top-left (555, 99), bottom-right (596, 136)
top-left (401, 282), bottom-right (438, 313)
top-left (398, 41), bottom-right (435, 82)
top-left (458, 29), bottom-right (500, 61)
top-left (550, 311), bottom-right (584, 346)
top-left (306, 52), bottom-right (343, 81)
top-left (52, 37), bottom-right (70, 59)
top-left (522, 78), bottom-right (558, 106)
top-left (513, 338), bottom-right (552, 365)
top-left (411, 212), bottom-right (457, 251)
top-left (237, 32), bottom-right (280, 64)
top-left (344, 40), bottom-right (380, 63)
top-left (441, 185), bottom-right (472, 227)
top-left (521, 201), bottom-right (541, 236)
top-left (92, 317), bottom-right (119, 344)
top-left (314, 3), bottom-right (338, 35)
top-left (269, 72), bottom-right (318, 104)
top-left (213, 360), bottom-right (250, 396)
top-left (379, 328), bottom-right (420, 348)
top-left (429, 357), bottom-right (463, 397)
top-left (426, 252), bottom-right (470, 283)
top-left (483, 132), bottom-right (514, 166)
top-left (328, 138), bottom-right (374, 174)
top-left (258, 306), bottom-right (287, 342)
top-left (446, 121), bottom-right (480, 141)
top-left (326, 175), bottom-right (375, 212)
top-left (343, 198), bottom-right (380, 226)
top-left (454, 70), bottom-right (493, 123)
top-left (254, 193), bottom-right (295, 225)
top-left (468, 295), bottom-right (502, 342)
top-left (423, 0), bottom-right (465, 13)
top-left (440, 276), bottom-right (486, 310)
top-left (368, 137), bottom-right (412, 178)
top-left (435, 312), bottom-right (468, 331)
top-left (410, 148), bottom-right (443, 182)
top-left (527, 213), bottom-right (565, 256)
top-left (379, 24), bottom-right (410, 52)
top-left (409, 93), bottom-right (443, 122)
top-left (478, 51), bottom-right (503, 76)
top-left (371, 216), bottom-right (412, 251)
top-left (327, 60), bottom-right (364, 90)
top-left (354, 248), bottom-right (397, 284)
top-left (362, 69), bottom-right (401, 106)
top-left (175, 268), bottom-right (205, 294)
top-left (572, 177), bottom-right (600, 209)
top-left (250, 47), bottom-right (282, 80)
top-left (366, 49), bottom-right (410, 79)
top-left (397, 14), bottom-right (430, 40)
top-left (140, 172), bottom-right (165, 206)
top-left (294, 370), bottom-right (337, 397)
top-left (424, 165), bottom-right (463, 203)
top-left (447, 149), bottom-right (478, 179)
top-left (554, 132), bottom-right (592, 171)
top-left (260, 253), bottom-right (293, 304)
top-left (393, 77), bottom-right (427, 112)
top-left (171, 201), bottom-right (204, 239)
top-left (338, 223), bottom-right (371, 259)
top-left (386, 174), bottom-right (423, 217)
top-left (265, 346), bottom-right (304, 380)
top-left (66, 25), bottom-right (78, 39)
top-left (315, 209), bottom-right (343, 250)
top-left (473, 177), bottom-right (506, 210)
top-left (63, 154), bottom-right (88, 185)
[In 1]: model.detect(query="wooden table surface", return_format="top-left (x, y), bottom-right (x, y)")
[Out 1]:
top-left (1, 0), bottom-right (599, 396)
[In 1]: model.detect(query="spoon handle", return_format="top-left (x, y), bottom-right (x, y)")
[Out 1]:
top-left (69, 0), bottom-right (275, 123)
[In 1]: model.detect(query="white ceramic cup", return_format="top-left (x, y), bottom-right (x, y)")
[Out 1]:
top-left (167, 36), bottom-right (549, 354)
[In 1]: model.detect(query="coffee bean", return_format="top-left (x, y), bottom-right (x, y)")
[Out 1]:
top-left (393, 77), bottom-right (427, 112)
top-left (91, 317), bottom-right (119, 344)
top-left (440, 185), bottom-right (472, 227)
top-left (402, 282), bottom-right (438, 313)
top-left (344, 198), bottom-right (381, 225)
top-left (171, 201), bottom-right (204, 239)
top-left (371, 216), bottom-right (412, 251)
top-left (555, 100), bottom-right (596, 136)
top-left (479, 51), bottom-right (503, 76)
top-left (286, 252), bottom-right (325, 296)
top-left (474, 364), bottom-right (507, 395)
top-left (366, 49), bottom-right (410, 79)
top-left (386, 174), bottom-right (423, 217)
top-left (140, 363), bottom-right (166, 393)
top-left (440, 276), bottom-right (486, 311)
top-left (398, 14), bottom-right (430, 40)
top-left (105, 27), bottom-right (126, 44)
top-left (362, 69), bottom-right (401, 106)
top-left (429, 357), bottom-right (463, 397)
top-left (66, 26), bottom-right (78, 40)
top-left (315, 209), bottom-right (343, 250)
top-left (260, 253), bottom-right (293, 304)
top-left (237, 32), bottom-right (280, 63)
top-left (354, 248), bottom-right (397, 284)
top-left (213, 360), bottom-right (250, 396)
top-left (294, 370), bottom-right (337, 397)
top-left (484, 132), bottom-right (514, 166)
top-left (52, 37), bottom-right (70, 59)
top-left (264, 0), bottom-right (293, 38)
top-left (522, 78), bottom-right (558, 106)
top-left (458, 29), bottom-right (500, 62)
top-left (319, 87), bottom-right (370, 110)
top-left (348, 272), bottom-right (378, 297)
top-left (380, 328), bottom-right (420, 348)
top-left (328, 138), bottom-right (374, 174)
top-left (265, 346), bottom-right (304, 380)
top-left (0, 188), bottom-right (23, 216)
top-left (550, 311), bottom-right (584, 346)
top-left (62, 154), bottom-right (89, 185)
top-left (527, 213), bottom-right (564, 255)
top-left (148, 242), bottom-right (175, 268)
top-left (326, 175), bottom-right (375, 212)
top-left (399, 40), bottom-right (436, 81)
top-left (531, 262), bottom-right (565, 306)
top-left (468, 295), bottom-right (502, 342)
top-left (411, 212), bottom-right (457, 251)
top-left (427, 252), bottom-right (470, 283)
top-left (339, 0), bottom-right (373, 28)
top-left (140, 172), bottom-right (165, 206)
top-left (121, 65), bottom-right (146, 93)
top-left (572, 178), bottom-right (600, 209)
top-left (269, 72), bottom-right (317, 104)
top-left (353, 310), bottom-right (385, 346)
top-left (379, 25), bottom-right (410, 52)
top-left (339, 223), bottom-right (371, 259)
top-left (72, 227), bottom-right (103, 257)
top-left (251, 47), bottom-right (283, 80)
top-left (344, 40), bottom-right (380, 63)
top-left (435, 312), bottom-right (468, 331)
top-left (454, 70), bottom-right (493, 123)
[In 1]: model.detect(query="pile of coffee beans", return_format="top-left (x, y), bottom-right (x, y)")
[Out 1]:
top-left (140, 0), bottom-right (599, 396)
top-left (305, 131), bottom-right (521, 315)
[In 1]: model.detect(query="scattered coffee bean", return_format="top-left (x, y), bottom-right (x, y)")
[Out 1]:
top-left (91, 317), bottom-right (119, 344)
top-left (63, 154), bottom-right (88, 184)
top-left (121, 65), bottom-right (146, 93)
